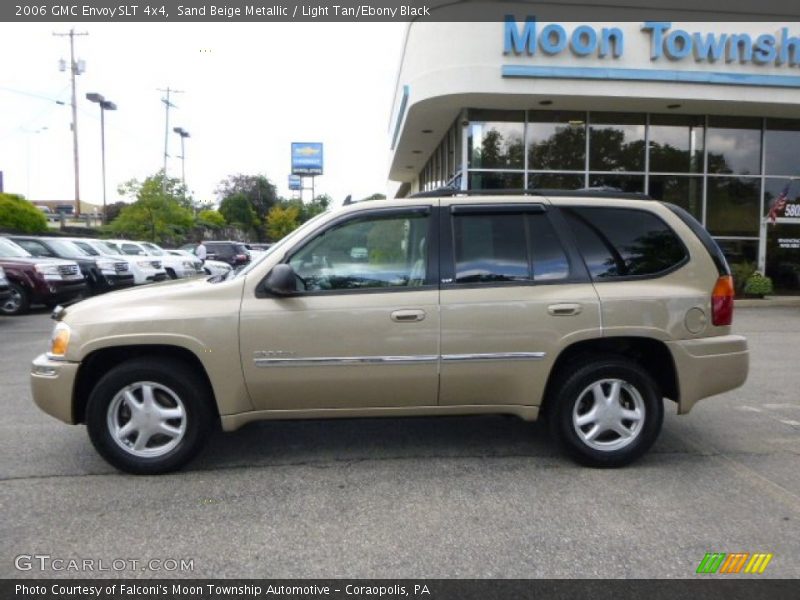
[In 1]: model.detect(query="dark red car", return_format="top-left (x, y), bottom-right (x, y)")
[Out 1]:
top-left (0, 237), bottom-right (87, 316)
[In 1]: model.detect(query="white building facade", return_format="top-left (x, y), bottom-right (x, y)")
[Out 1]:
top-left (388, 17), bottom-right (800, 292)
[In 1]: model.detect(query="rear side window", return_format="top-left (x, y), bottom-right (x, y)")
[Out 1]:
top-left (562, 207), bottom-right (687, 279)
top-left (452, 212), bottom-right (570, 283)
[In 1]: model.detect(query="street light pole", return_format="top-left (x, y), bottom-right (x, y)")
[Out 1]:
top-left (172, 127), bottom-right (190, 188)
top-left (86, 93), bottom-right (117, 224)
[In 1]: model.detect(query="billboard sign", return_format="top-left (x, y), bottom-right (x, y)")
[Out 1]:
top-left (291, 142), bottom-right (323, 175)
top-left (288, 174), bottom-right (302, 190)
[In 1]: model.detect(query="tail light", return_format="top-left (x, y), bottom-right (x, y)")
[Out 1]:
top-left (711, 275), bottom-right (734, 326)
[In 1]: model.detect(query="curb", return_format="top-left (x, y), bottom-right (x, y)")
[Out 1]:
top-left (735, 296), bottom-right (800, 308)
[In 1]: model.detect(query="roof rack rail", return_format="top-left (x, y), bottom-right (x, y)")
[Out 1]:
top-left (409, 188), bottom-right (544, 198)
top-left (408, 187), bottom-right (652, 200)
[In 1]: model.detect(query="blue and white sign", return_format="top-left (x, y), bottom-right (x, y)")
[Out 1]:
top-left (288, 174), bottom-right (302, 190)
top-left (291, 142), bottom-right (324, 175)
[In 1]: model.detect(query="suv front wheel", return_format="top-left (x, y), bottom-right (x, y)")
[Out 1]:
top-left (548, 358), bottom-right (663, 467)
top-left (86, 358), bottom-right (214, 474)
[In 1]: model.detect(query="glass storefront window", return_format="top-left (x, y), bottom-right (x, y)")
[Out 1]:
top-left (649, 114), bottom-right (704, 174)
top-left (766, 224), bottom-right (800, 293)
top-left (589, 113), bottom-right (646, 172)
top-left (764, 178), bottom-right (800, 217)
top-left (587, 173), bottom-right (644, 193)
top-left (469, 172), bottom-right (524, 190)
top-left (468, 110), bottom-right (525, 169)
top-left (765, 119), bottom-right (800, 177)
top-left (647, 175), bottom-right (703, 221)
top-left (527, 111), bottom-right (586, 171)
top-left (706, 177), bottom-right (761, 237)
top-left (707, 116), bottom-right (761, 175)
top-left (528, 173), bottom-right (585, 190)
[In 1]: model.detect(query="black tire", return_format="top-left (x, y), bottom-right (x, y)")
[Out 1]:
top-left (548, 358), bottom-right (663, 468)
top-left (85, 358), bottom-right (215, 474)
top-left (165, 268), bottom-right (177, 280)
top-left (1, 282), bottom-right (30, 316)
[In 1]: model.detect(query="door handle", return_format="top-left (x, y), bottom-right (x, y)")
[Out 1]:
top-left (391, 309), bottom-right (426, 323)
top-left (547, 303), bottom-right (583, 316)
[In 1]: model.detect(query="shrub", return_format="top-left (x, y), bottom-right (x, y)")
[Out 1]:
top-left (744, 272), bottom-right (774, 297)
top-left (730, 261), bottom-right (756, 296)
top-left (0, 194), bottom-right (48, 233)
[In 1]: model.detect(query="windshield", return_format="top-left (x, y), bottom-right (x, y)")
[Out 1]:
top-left (232, 210), bottom-right (332, 280)
top-left (71, 241), bottom-right (99, 256)
top-left (97, 241), bottom-right (122, 255)
top-left (0, 238), bottom-right (32, 258)
top-left (48, 239), bottom-right (90, 257)
top-left (142, 242), bottom-right (165, 256)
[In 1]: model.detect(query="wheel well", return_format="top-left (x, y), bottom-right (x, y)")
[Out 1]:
top-left (72, 345), bottom-right (218, 424)
top-left (539, 337), bottom-right (679, 417)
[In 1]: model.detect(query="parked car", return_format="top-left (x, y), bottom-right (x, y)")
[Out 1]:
top-left (0, 265), bottom-right (10, 304)
top-left (8, 236), bottom-right (135, 295)
top-left (106, 239), bottom-right (202, 280)
top-left (166, 249), bottom-right (232, 278)
top-left (0, 237), bottom-right (86, 315)
top-left (66, 239), bottom-right (168, 285)
top-left (30, 192), bottom-right (748, 474)
top-left (201, 241), bottom-right (251, 268)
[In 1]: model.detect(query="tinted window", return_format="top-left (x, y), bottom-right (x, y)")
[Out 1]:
top-left (530, 217), bottom-right (570, 281)
top-left (14, 240), bottom-right (52, 257)
top-left (563, 207), bottom-right (687, 279)
top-left (453, 212), bottom-right (570, 283)
top-left (454, 214), bottom-right (528, 283)
top-left (289, 213), bottom-right (429, 291)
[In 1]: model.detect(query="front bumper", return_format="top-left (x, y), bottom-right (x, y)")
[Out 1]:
top-left (30, 354), bottom-right (79, 424)
top-left (95, 272), bottom-right (136, 291)
top-left (666, 334), bottom-right (749, 414)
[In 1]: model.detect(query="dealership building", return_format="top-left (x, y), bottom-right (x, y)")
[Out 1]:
top-left (388, 17), bottom-right (800, 291)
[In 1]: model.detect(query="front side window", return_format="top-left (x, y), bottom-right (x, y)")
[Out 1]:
top-left (289, 212), bottom-right (429, 292)
top-left (14, 240), bottom-right (51, 257)
top-left (563, 207), bottom-right (687, 279)
top-left (452, 211), bottom-right (570, 284)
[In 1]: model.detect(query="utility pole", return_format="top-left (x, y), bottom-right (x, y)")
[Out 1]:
top-left (157, 87), bottom-right (183, 192)
top-left (54, 28), bottom-right (88, 217)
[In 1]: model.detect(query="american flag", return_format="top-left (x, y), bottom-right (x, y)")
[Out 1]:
top-left (768, 183), bottom-right (791, 225)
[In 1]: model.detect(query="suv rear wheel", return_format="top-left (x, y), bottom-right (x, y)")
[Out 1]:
top-left (85, 358), bottom-right (214, 474)
top-left (548, 358), bottom-right (663, 467)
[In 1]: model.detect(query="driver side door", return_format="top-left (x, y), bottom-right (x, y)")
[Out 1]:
top-left (239, 205), bottom-right (440, 411)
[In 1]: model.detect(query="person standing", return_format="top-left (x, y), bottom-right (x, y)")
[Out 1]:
top-left (196, 240), bottom-right (207, 264)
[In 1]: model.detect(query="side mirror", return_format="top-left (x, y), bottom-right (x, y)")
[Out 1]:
top-left (264, 264), bottom-right (297, 296)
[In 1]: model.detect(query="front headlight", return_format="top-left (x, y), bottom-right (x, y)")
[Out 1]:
top-left (48, 322), bottom-right (71, 358)
top-left (136, 260), bottom-right (154, 268)
top-left (182, 260), bottom-right (195, 269)
top-left (34, 263), bottom-right (62, 281)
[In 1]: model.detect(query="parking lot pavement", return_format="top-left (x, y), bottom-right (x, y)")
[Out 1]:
top-left (1, 307), bottom-right (798, 579)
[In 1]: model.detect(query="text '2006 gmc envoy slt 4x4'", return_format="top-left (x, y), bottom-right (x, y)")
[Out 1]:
top-left (30, 191), bottom-right (749, 474)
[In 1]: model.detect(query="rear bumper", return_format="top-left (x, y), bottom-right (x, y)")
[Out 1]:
top-left (30, 354), bottom-right (79, 424)
top-left (666, 335), bottom-right (749, 414)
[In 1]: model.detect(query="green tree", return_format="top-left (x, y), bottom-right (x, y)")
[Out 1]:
top-left (0, 194), bottom-right (48, 233)
top-left (108, 171), bottom-right (194, 244)
top-left (219, 193), bottom-right (259, 235)
top-left (196, 209), bottom-right (226, 230)
top-left (103, 201), bottom-right (128, 224)
top-left (266, 205), bottom-right (300, 240)
top-left (216, 174), bottom-right (279, 240)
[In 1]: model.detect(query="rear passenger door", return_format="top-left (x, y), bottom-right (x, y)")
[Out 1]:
top-left (438, 202), bottom-right (602, 409)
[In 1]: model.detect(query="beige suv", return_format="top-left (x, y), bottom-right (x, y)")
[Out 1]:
top-left (30, 192), bottom-right (749, 473)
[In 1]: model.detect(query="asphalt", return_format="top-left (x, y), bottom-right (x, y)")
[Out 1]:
top-left (0, 307), bottom-right (798, 579)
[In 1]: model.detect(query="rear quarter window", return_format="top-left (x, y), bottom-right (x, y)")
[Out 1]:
top-left (562, 206), bottom-right (688, 279)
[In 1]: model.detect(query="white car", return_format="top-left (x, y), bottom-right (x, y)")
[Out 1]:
top-left (108, 240), bottom-right (203, 280)
top-left (166, 249), bottom-right (232, 278)
top-left (67, 239), bottom-right (168, 285)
